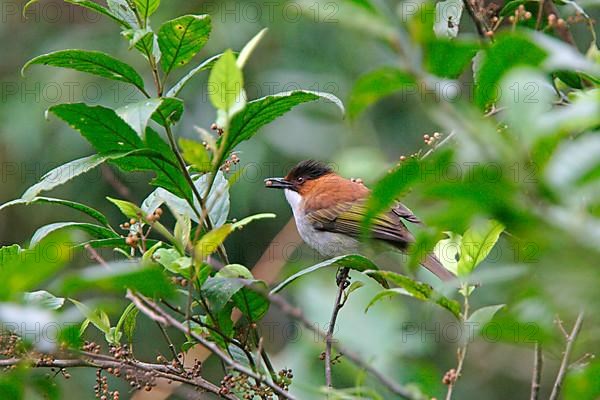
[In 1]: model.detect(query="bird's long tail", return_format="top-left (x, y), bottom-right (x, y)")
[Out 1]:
top-left (421, 253), bottom-right (456, 281)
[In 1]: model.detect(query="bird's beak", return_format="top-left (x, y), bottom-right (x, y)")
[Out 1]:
top-left (264, 177), bottom-right (293, 190)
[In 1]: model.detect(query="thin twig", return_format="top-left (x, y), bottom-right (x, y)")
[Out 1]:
top-left (268, 293), bottom-right (417, 399)
top-left (325, 268), bottom-right (350, 388)
top-left (549, 311), bottom-right (585, 400)
top-left (445, 294), bottom-right (469, 400)
top-left (127, 291), bottom-right (296, 400)
top-left (530, 342), bottom-right (543, 400)
top-left (155, 321), bottom-right (183, 371)
top-left (0, 353), bottom-right (235, 399)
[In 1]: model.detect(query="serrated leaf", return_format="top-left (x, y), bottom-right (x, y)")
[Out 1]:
top-left (49, 103), bottom-right (143, 154)
top-left (21, 155), bottom-right (110, 201)
top-left (23, 50), bottom-right (145, 91)
top-left (49, 104), bottom-right (190, 200)
top-left (116, 98), bottom-right (162, 136)
top-left (349, 67), bottom-right (415, 118)
top-left (457, 220), bottom-right (504, 276)
top-left (270, 254), bottom-right (386, 294)
top-left (30, 222), bottom-right (118, 247)
top-left (158, 14), bottom-right (211, 73)
top-left (365, 270), bottom-right (461, 318)
top-left (65, 0), bottom-right (129, 27)
top-left (223, 90), bottom-right (345, 154)
top-left (0, 197), bottom-right (111, 228)
top-left (208, 49), bottom-right (244, 112)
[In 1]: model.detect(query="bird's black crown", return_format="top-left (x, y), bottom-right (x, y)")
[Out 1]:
top-left (286, 160), bottom-right (333, 181)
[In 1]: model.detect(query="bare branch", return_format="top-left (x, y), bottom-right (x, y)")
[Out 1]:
top-left (530, 342), bottom-right (543, 400)
top-left (0, 353), bottom-right (235, 399)
top-left (127, 291), bottom-right (296, 400)
top-left (549, 311), bottom-right (585, 400)
top-left (324, 268), bottom-right (350, 388)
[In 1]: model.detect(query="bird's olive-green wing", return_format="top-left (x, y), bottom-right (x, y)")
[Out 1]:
top-left (306, 200), bottom-right (419, 248)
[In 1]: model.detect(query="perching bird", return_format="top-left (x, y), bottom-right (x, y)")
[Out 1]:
top-left (264, 160), bottom-right (455, 281)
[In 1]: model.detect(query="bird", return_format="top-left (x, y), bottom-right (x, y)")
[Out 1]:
top-left (264, 160), bottom-right (455, 281)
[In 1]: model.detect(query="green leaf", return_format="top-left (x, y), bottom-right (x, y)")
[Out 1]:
top-left (21, 155), bottom-right (115, 201)
top-left (122, 306), bottom-right (139, 344)
top-left (348, 67), bottom-right (416, 119)
top-left (195, 224), bottom-right (233, 260)
top-left (106, 197), bottom-right (143, 220)
top-left (0, 197), bottom-right (111, 228)
top-left (65, 0), bottom-right (128, 27)
top-left (466, 304), bottom-right (505, 337)
top-left (361, 157), bottom-right (422, 234)
top-left (30, 222), bottom-right (118, 247)
top-left (107, 0), bottom-right (139, 29)
top-left (224, 90), bottom-right (345, 154)
top-left (62, 261), bottom-right (174, 297)
top-left (142, 171), bottom-right (229, 226)
top-left (202, 265), bottom-right (270, 321)
top-left (424, 40), bottom-right (479, 79)
top-left (166, 53), bottom-right (223, 97)
top-left (49, 104), bottom-right (191, 200)
top-left (364, 270), bottom-right (461, 318)
top-left (564, 359), bottom-right (600, 400)
top-left (49, 103), bottom-right (143, 154)
top-left (154, 248), bottom-right (191, 275)
top-left (475, 33), bottom-right (547, 109)
top-left (0, 240), bottom-right (70, 300)
top-left (237, 28), bottom-right (268, 69)
top-left (70, 299), bottom-right (111, 334)
top-left (457, 220), bottom-right (504, 276)
top-left (152, 97), bottom-right (184, 127)
top-left (23, 50), bottom-right (145, 91)
top-left (158, 14), bottom-right (211, 73)
top-left (134, 0), bottom-right (160, 21)
top-left (115, 302), bottom-right (138, 344)
top-left (116, 98), bottom-right (163, 136)
top-left (0, 244), bottom-right (22, 267)
top-left (23, 290), bottom-right (65, 310)
top-left (179, 138), bottom-right (211, 172)
top-left (270, 254), bottom-right (386, 294)
top-left (208, 49), bottom-right (244, 112)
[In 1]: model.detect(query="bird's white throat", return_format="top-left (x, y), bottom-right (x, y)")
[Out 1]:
top-left (284, 189), bottom-right (303, 215)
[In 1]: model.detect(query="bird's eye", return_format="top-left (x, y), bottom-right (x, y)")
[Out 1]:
top-left (296, 177), bottom-right (305, 184)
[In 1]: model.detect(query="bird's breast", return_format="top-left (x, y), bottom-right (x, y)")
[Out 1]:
top-left (284, 189), bottom-right (360, 257)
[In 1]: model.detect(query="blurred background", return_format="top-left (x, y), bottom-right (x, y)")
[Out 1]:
top-left (1, 0), bottom-right (600, 399)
